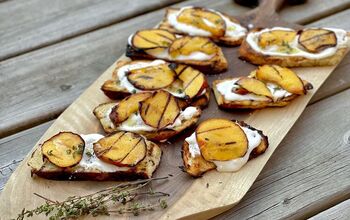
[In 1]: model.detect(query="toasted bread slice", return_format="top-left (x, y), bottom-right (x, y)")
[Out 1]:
top-left (93, 102), bottom-right (202, 142)
top-left (126, 32), bottom-right (228, 74)
top-left (158, 7), bottom-right (247, 46)
top-left (212, 77), bottom-right (313, 109)
top-left (239, 28), bottom-right (350, 67)
top-left (182, 120), bottom-right (268, 177)
top-left (101, 60), bottom-right (210, 108)
top-left (29, 134), bottom-right (162, 181)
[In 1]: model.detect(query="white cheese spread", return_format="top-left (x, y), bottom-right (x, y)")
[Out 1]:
top-left (246, 27), bottom-right (349, 59)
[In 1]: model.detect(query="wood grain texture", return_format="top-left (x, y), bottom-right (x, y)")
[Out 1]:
top-left (309, 199), bottom-right (350, 220)
top-left (214, 89), bottom-right (350, 219)
top-left (0, 0), bottom-right (184, 61)
top-left (0, 0), bottom-right (349, 138)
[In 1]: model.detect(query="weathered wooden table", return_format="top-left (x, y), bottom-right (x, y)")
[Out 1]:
top-left (1, 0), bottom-right (350, 219)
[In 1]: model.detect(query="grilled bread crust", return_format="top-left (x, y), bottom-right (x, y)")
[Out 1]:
top-left (29, 140), bottom-right (162, 181)
top-left (182, 120), bottom-right (269, 177)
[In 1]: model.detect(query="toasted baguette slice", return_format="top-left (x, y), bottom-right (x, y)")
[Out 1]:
top-left (101, 60), bottom-right (210, 108)
top-left (29, 134), bottom-right (162, 181)
top-left (212, 78), bottom-right (313, 109)
top-left (182, 120), bottom-right (268, 177)
top-left (158, 7), bottom-right (247, 46)
top-left (93, 102), bottom-right (202, 142)
top-left (126, 32), bottom-right (228, 74)
top-left (239, 28), bottom-right (350, 67)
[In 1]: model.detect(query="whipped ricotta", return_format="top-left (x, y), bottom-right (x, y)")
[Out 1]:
top-left (246, 27), bottom-right (349, 59)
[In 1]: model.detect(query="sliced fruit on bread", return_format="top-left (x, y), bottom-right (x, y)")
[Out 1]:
top-left (101, 60), bottom-right (210, 108)
top-left (212, 65), bottom-right (313, 109)
top-left (93, 91), bottom-right (202, 142)
top-left (158, 6), bottom-right (247, 46)
top-left (126, 29), bottom-right (228, 74)
top-left (239, 27), bottom-right (350, 67)
top-left (182, 119), bottom-right (268, 177)
top-left (28, 132), bottom-right (162, 181)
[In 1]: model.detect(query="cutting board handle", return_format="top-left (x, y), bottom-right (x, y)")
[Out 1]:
top-left (239, 0), bottom-right (304, 29)
top-left (257, 0), bottom-right (285, 16)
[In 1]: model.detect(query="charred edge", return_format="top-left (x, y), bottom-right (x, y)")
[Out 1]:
top-left (231, 119), bottom-right (269, 147)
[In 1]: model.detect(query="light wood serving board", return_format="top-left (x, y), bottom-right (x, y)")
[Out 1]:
top-left (0, 0), bottom-right (348, 219)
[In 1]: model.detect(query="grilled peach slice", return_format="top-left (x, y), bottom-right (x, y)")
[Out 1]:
top-left (171, 64), bottom-right (206, 99)
top-left (110, 92), bottom-right (153, 124)
top-left (169, 36), bottom-right (217, 58)
top-left (256, 65), bottom-right (305, 95)
top-left (140, 90), bottom-right (180, 129)
top-left (132, 29), bottom-right (176, 49)
top-left (42, 132), bottom-right (85, 168)
top-left (127, 64), bottom-right (176, 90)
top-left (258, 30), bottom-right (297, 48)
top-left (196, 119), bottom-right (248, 161)
top-left (236, 77), bottom-right (273, 99)
top-left (177, 7), bottom-right (226, 37)
top-left (93, 131), bottom-right (146, 167)
top-left (298, 29), bottom-right (337, 53)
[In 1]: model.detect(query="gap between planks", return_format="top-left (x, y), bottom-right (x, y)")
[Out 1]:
top-left (0, 0), bottom-right (185, 62)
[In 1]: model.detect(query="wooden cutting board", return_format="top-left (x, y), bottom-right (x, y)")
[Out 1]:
top-left (0, 0), bottom-right (347, 219)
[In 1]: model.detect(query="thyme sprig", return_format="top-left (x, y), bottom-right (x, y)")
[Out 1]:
top-left (15, 176), bottom-right (169, 220)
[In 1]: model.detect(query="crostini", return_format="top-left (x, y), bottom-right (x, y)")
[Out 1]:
top-left (212, 65), bottom-right (313, 109)
top-left (94, 90), bottom-right (202, 142)
top-left (182, 119), bottom-right (268, 177)
top-left (101, 60), bottom-right (210, 108)
top-left (28, 131), bottom-right (162, 180)
top-left (126, 29), bottom-right (228, 74)
top-left (239, 27), bottom-right (350, 67)
top-left (158, 6), bottom-right (247, 46)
